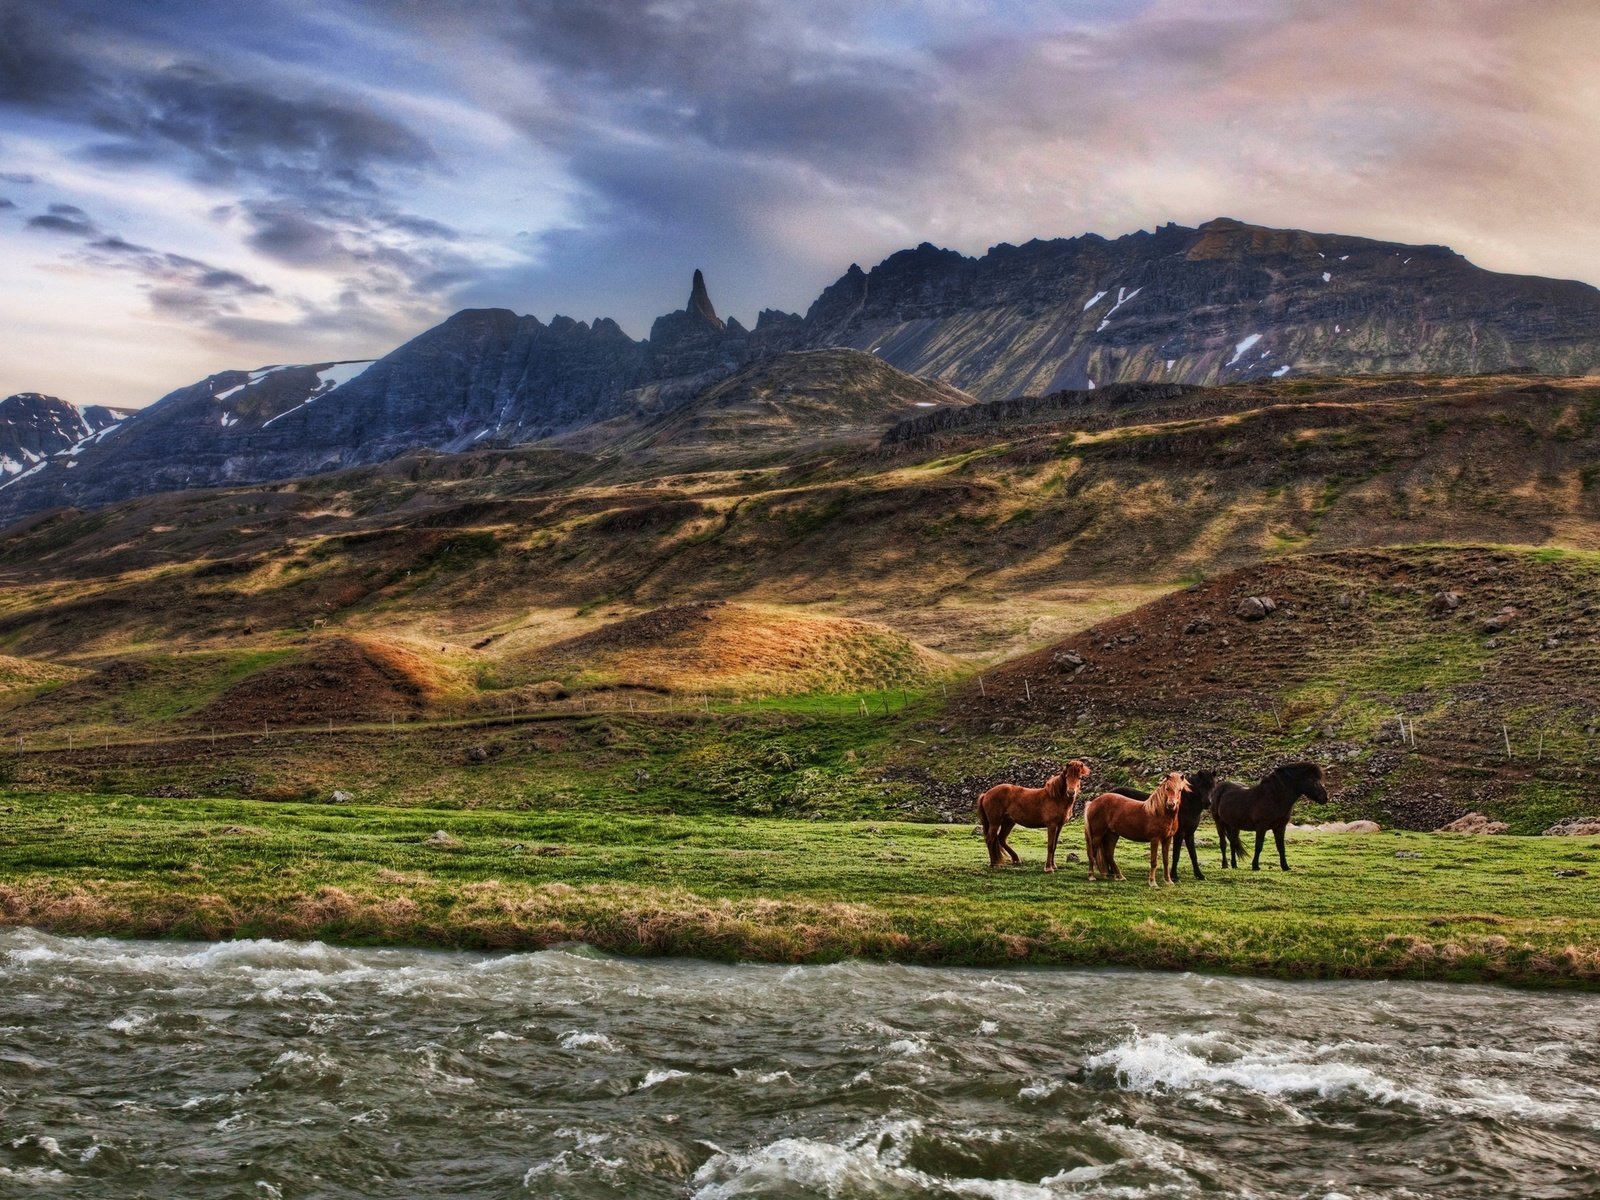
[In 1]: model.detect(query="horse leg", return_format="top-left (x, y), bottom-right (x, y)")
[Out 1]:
top-left (1107, 834), bottom-right (1124, 881)
top-left (1229, 828), bottom-right (1246, 868)
top-left (1045, 821), bottom-right (1060, 873)
top-left (1148, 839), bottom-right (1159, 887)
top-left (1251, 829), bottom-right (1266, 871)
top-left (1186, 830), bottom-right (1205, 881)
top-left (1163, 836), bottom-right (1175, 885)
top-left (999, 818), bottom-right (1020, 864)
top-left (1274, 824), bottom-right (1290, 872)
top-left (1217, 823), bottom-right (1232, 868)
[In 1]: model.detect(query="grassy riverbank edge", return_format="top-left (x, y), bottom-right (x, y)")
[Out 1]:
top-left (2, 791), bottom-right (1597, 988)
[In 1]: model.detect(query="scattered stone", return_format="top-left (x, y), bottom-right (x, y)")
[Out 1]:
top-left (1484, 637), bottom-right (1499, 649)
top-left (1052, 649), bottom-right (1086, 674)
top-left (1394, 850), bottom-right (1422, 859)
top-left (1543, 816), bottom-right (1600, 837)
top-left (423, 830), bottom-right (461, 848)
top-left (1544, 636), bottom-right (1561, 650)
top-left (1481, 605), bottom-right (1518, 633)
top-left (1291, 820), bottom-right (1381, 833)
top-left (1430, 590), bottom-right (1461, 613)
top-left (1337, 593), bottom-right (1352, 610)
top-left (145, 784), bottom-right (197, 799)
top-left (634, 767), bottom-right (651, 784)
top-left (1236, 596), bottom-right (1277, 621)
top-left (466, 746), bottom-right (490, 764)
top-left (329, 789), bottom-right (353, 804)
top-left (1063, 852), bottom-right (1080, 864)
top-left (1437, 812), bottom-right (1509, 834)
top-left (1554, 868), bottom-right (1584, 878)
top-left (1181, 617), bottom-right (1213, 636)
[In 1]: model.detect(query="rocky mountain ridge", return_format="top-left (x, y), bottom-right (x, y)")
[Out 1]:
top-left (4, 216), bottom-right (1599, 524)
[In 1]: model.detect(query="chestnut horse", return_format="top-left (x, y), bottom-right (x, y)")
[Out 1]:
top-left (1212, 762), bottom-right (1328, 871)
top-left (977, 759), bottom-right (1091, 872)
top-left (1084, 771), bottom-right (1190, 886)
top-left (1109, 770), bottom-right (1217, 880)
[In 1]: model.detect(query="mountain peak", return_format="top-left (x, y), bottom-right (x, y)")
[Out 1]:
top-left (688, 269), bottom-right (723, 332)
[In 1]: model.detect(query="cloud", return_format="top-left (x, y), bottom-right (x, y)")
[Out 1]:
top-left (26, 203), bottom-right (97, 236)
top-left (0, 198), bottom-right (15, 210)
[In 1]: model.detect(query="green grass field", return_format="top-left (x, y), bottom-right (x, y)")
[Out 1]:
top-left (2, 789), bottom-right (1596, 988)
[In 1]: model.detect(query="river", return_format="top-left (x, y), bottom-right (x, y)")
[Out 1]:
top-left (1, 928), bottom-right (1596, 1197)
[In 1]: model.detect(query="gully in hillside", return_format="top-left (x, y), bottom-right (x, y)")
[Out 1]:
top-left (1212, 762), bottom-right (1329, 870)
top-left (976, 759), bottom-right (1091, 872)
top-left (1084, 771), bottom-right (1191, 886)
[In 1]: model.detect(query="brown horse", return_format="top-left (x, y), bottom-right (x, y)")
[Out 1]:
top-left (977, 759), bottom-right (1091, 872)
top-left (1084, 771), bottom-right (1190, 886)
top-left (1212, 762), bottom-right (1328, 871)
top-left (1109, 770), bottom-right (1218, 880)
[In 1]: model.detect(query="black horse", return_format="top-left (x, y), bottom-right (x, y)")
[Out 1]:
top-left (1211, 763), bottom-right (1329, 871)
top-left (1110, 770), bottom-right (1217, 880)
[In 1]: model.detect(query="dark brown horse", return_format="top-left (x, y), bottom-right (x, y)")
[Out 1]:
top-left (977, 759), bottom-right (1091, 872)
top-left (1084, 771), bottom-right (1189, 886)
top-left (1211, 762), bottom-right (1329, 871)
top-left (1109, 770), bottom-right (1217, 880)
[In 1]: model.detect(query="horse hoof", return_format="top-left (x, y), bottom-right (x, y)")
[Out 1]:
top-left (1044, 866), bottom-right (1055, 874)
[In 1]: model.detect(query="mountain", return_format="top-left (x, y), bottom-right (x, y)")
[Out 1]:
top-left (0, 393), bottom-right (130, 483)
top-left (800, 218), bottom-right (1600, 395)
top-left (4, 216), bottom-right (1599, 524)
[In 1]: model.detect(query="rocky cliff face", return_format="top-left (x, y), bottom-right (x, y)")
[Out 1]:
top-left (5, 217), bottom-right (1600, 524)
top-left (800, 218), bottom-right (1600, 394)
top-left (0, 393), bottom-right (128, 482)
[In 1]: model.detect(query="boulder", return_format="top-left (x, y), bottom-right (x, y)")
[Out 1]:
top-left (1236, 595), bottom-right (1277, 621)
top-left (329, 789), bottom-right (353, 804)
top-left (1543, 816), bottom-right (1600, 836)
top-left (1430, 590), bottom-right (1461, 613)
top-left (423, 830), bottom-right (461, 847)
top-left (1052, 649), bottom-right (1086, 674)
top-left (1290, 820), bottom-right (1381, 833)
top-left (1437, 812), bottom-right (1509, 834)
top-left (1481, 605), bottom-right (1518, 633)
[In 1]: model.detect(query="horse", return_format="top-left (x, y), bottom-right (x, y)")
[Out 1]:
top-left (976, 759), bottom-right (1091, 872)
top-left (1084, 771), bottom-right (1190, 886)
top-left (1211, 762), bottom-right (1329, 871)
top-left (1109, 770), bottom-right (1217, 880)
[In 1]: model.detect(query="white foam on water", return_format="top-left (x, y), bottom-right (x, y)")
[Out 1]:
top-left (106, 1012), bottom-right (150, 1034)
top-left (558, 1030), bottom-right (621, 1052)
top-left (637, 1068), bottom-right (690, 1090)
top-left (1018, 1078), bottom-right (1061, 1100)
top-left (1082, 290), bottom-right (1108, 311)
top-left (1087, 1030), bottom-right (1568, 1120)
top-left (978, 1020), bottom-right (999, 1036)
top-left (0, 1166), bottom-right (69, 1183)
top-left (886, 1037), bottom-right (928, 1056)
top-left (692, 1117), bottom-right (1110, 1200)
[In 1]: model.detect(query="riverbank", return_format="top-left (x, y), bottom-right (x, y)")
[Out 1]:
top-left (1, 791), bottom-right (1596, 987)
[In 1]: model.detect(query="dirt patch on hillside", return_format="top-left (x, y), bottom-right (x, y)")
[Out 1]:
top-left (189, 637), bottom-right (446, 730)
top-left (513, 600), bottom-right (954, 696)
top-left (943, 546), bottom-right (1600, 828)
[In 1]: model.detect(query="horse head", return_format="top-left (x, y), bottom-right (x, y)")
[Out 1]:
top-left (1155, 770), bottom-right (1189, 815)
top-left (1062, 759), bottom-right (1091, 800)
top-left (1278, 762), bottom-right (1328, 804)
top-left (1185, 770), bottom-right (1217, 809)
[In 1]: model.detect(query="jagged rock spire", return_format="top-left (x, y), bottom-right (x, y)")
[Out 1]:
top-left (688, 269), bottom-right (724, 332)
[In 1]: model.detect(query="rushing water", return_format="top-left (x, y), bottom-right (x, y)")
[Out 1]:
top-left (1, 929), bottom-right (1597, 1198)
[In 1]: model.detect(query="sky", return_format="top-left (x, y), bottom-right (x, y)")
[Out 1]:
top-left (2, 0), bottom-right (1597, 408)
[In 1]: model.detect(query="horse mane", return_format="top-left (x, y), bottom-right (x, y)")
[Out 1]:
top-left (1272, 762), bottom-right (1322, 786)
top-left (1144, 773), bottom-right (1181, 819)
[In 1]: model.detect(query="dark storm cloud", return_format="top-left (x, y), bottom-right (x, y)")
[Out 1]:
top-left (0, 1), bottom-right (436, 195)
top-left (27, 203), bottom-right (97, 236)
top-left (483, 0), bottom-right (944, 170)
top-left (0, 2), bottom-right (94, 106)
top-left (0, 198), bottom-right (16, 210)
